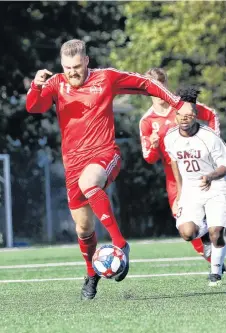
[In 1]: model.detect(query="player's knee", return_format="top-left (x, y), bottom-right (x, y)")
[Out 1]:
top-left (209, 227), bottom-right (225, 247)
top-left (75, 222), bottom-right (94, 238)
top-left (178, 222), bottom-right (196, 241)
top-left (78, 165), bottom-right (107, 192)
top-left (180, 233), bottom-right (194, 242)
top-left (70, 207), bottom-right (95, 238)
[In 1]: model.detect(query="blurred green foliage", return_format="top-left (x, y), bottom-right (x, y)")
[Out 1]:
top-left (1, 1), bottom-right (225, 240)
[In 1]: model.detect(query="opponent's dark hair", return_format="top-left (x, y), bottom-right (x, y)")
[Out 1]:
top-left (176, 86), bottom-right (200, 104)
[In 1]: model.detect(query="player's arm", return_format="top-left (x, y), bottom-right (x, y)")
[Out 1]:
top-left (196, 102), bottom-right (220, 136)
top-left (139, 118), bottom-right (161, 164)
top-left (164, 134), bottom-right (182, 194)
top-left (26, 69), bottom-right (54, 113)
top-left (107, 68), bottom-right (184, 110)
top-left (171, 160), bottom-right (182, 197)
top-left (200, 136), bottom-right (226, 190)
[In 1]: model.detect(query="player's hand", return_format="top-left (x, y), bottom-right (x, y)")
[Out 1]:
top-left (34, 69), bottom-right (53, 87)
top-left (150, 131), bottom-right (160, 148)
top-left (199, 175), bottom-right (211, 191)
top-left (172, 198), bottom-right (179, 217)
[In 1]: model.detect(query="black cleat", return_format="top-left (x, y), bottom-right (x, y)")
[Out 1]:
top-left (208, 274), bottom-right (222, 287)
top-left (115, 242), bottom-right (130, 282)
top-left (208, 264), bottom-right (225, 280)
top-left (81, 274), bottom-right (101, 300)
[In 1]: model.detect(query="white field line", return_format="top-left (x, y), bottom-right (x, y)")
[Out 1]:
top-left (0, 257), bottom-right (204, 269)
top-left (0, 238), bottom-right (184, 252)
top-left (0, 272), bottom-right (209, 284)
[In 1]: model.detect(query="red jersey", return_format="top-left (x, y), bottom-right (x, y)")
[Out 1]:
top-left (26, 68), bottom-right (184, 179)
top-left (139, 103), bottom-right (220, 181)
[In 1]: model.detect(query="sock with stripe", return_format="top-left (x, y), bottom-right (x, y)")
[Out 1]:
top-left (83, 186), bottom-right (126, 249)
top-left (211, 244), bottom-right (226, 275)
top-left (78, 232), bottom-right (97, 277)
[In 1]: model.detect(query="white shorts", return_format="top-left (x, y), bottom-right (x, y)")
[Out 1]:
top-left (176, 190), bottom-right (226, 229)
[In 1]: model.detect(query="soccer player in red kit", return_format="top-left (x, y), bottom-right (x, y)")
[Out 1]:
top-left (139, 68), bottom-right (220, 262)
top-left (26, 39), bottom-right (187, 300)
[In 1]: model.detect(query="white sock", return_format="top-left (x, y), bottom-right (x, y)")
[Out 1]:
top-left (211, 244), bottom-right (226, 276)
top-left (195, 223), bottom-right (208, 239)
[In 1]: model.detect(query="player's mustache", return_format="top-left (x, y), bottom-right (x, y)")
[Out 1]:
top-left (70, 74), bottom-right (80, 79)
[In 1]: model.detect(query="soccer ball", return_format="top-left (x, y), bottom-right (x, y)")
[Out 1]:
top-left (92, 244), bottom-right (127, 279)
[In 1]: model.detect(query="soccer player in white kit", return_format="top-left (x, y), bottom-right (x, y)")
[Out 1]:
top-left (164, 88), bottom-right (226, 286)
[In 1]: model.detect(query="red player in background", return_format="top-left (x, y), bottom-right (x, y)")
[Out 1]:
top-left (139, 68), bottom-right (220, 262)
top-left (26, 40), bottom-right (188, 300)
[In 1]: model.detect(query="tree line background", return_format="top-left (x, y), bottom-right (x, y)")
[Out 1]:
top-left (1, 1), bottom-right (226, 244)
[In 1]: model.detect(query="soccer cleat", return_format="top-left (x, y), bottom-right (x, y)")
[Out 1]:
top-left (222, 263), bottom-right (225, 274)
top-left (81, 274), bottom-right (101, 300)
top-left (115, 242), bottom-right (130, 282)
top-left (208, 274), bottom-right (222, 287)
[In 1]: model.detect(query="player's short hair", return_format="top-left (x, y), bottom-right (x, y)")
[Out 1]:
top-left (60, 39), bottom-right (86, 57)
top-left (145, 68), bottom-right (168, 84)
top-left (176, 86), bottom-right (201, 114)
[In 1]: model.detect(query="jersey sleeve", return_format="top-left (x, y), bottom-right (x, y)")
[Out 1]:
top-left (164, 134), bottom-right (177, 162)
top-left (211, 136), bottom-right (226, 167)
top-left (105, 68), bottom-right (184, 110)
top-left (196, 102), bottom-right (220, 136)
top-left (26, 76), bottom-right (57, 113)
top-left (139, 118), bottom-right (161, 164)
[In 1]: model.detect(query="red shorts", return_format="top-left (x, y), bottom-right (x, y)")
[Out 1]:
top-left (166, 179), bottom-right (177, 209)
top-left (66, 149), bottom-right (121, 210)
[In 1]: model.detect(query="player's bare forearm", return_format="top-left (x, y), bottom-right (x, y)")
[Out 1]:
top-left (171, 160), bottom-right (182, 198)
top-left (206, 165), bottom-right (226, 181)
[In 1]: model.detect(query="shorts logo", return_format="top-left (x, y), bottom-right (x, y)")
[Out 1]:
top-left (176, 207), bottom-right (183, 218)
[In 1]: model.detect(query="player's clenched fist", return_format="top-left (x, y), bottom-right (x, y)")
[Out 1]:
top-left (34, 69), bottom-right (53, 87)
top-left (150, 131), bottom-right (160, 148)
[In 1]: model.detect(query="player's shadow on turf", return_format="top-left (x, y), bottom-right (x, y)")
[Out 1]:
top-left (123, 291), bottom-right (226, 300)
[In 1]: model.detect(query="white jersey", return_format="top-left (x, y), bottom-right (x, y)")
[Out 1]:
top-left (164, 124), bottom-right (226, 192)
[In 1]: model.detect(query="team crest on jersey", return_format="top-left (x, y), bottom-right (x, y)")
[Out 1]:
top-left (90, 84), bottom-right (103, 94)
top-left (165, 120), bottom-right (171, 125)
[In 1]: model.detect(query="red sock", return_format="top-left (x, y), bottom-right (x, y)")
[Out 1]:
top-left (191, 238), bottom-right (211, 263)
top-left (78, 232), bottom-right (97, 277)
top-left (84, 186), bottom-right (126, 249)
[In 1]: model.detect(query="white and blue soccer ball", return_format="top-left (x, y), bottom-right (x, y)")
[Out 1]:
top-left (92, 244), bottom-right (127, 279)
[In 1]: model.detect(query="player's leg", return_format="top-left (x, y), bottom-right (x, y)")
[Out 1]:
top-left (70, 204), bottom-right (101, 300)
top-left (206, 195), bottom-right (226, 286)
top-left (167, 180), bottom-right (209, 260)
top-left (176, 195), bottom-right (208, 243)
top-left (78, 150), bottom-right (129, 282)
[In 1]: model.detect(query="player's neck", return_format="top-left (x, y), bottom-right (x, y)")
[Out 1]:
top-left (179, 123), bottom-right (200, 137)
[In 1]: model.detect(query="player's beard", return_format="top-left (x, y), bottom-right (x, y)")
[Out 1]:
top-left (67, 74), bottom-right (84, 87)
top-left (66, 69), bottom-right (88, 88)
